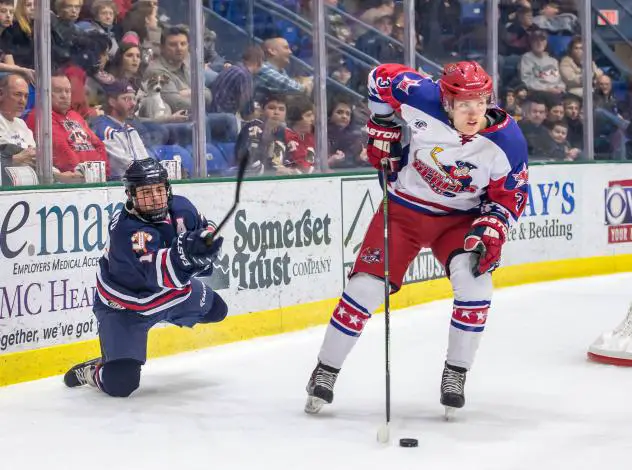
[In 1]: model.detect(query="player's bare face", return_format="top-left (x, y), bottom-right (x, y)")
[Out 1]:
top-left (135, 184), bottom-right (168, 213)
top-left (451, 98), bottom-right (487, 135)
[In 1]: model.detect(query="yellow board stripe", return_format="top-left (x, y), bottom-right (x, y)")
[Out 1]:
top-left (2, 254), bottom-right (632, 387)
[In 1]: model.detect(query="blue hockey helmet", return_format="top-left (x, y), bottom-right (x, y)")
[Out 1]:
top-left (122, 158), bottom-right (171, 222)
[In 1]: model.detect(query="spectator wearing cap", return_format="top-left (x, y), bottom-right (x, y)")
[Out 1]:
top-left (519, 29), bottom-right (566, 97)
top-left (26, 73), bottom-right (110, 182)
top-left (90, 80), bottom-right (153, 179)
top-left (210, 45), bottom-right (264, 119)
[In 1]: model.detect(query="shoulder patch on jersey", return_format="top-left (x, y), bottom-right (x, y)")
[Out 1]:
top-left (131, 231), bottom-right (153, 254)
top-left (511, 163), bottom-right (529, 188)
top-left (397, 76), bottom-right (422, 95)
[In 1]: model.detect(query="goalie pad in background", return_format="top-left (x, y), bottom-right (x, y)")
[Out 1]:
top-left (587, 303), bottom-right (632, 366)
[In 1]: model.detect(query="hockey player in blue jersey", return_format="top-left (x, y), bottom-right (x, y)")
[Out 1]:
top-left (63, 158), bottom-right (227, 397)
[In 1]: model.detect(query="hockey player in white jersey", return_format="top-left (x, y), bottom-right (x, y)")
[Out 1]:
top-left (305, 62), bottom-right (529, 416)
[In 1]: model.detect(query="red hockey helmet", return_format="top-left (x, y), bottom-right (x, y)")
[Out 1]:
top-left (438, 61), bottom-right (494, 110)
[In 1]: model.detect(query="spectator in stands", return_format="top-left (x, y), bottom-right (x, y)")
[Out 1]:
top-left (324, 0), bottom-right (353, 45)
top-left (55, 0), bottom-right (84, 29)
top-left (501, 6), bottom-right (536, 56)
top-left (503, 88), bottom-right (523, 120)
top-left (358, 0), bottom-right (395, 29)
top-left (144, 25), bottom-right (211, 113)
top-left (533, 1), bottom-right (578, 34)
top-left (26, 73), bottom-right (109, 182)
top-left (81, 0), bottom-right (130, 23)
top-left (0, 74), bottom-right (36, 169)
top-left (256, 37), bottom-right (313, 96)
top-left (210, 45), bottom-right (264, 119)
top-left (284, 95), bottom-right (315, 173)
top-left (0, 1), bottom-right (35, 82)
top-left (593, 74), bottom-right (628, 155)
top-left (327, 95), bottom-right (368, 169)
top-left (562, 93), bottom-right (583, 149)
top-left (235, 93), bottom-right (289, 174)
top-left (108, 42), bottom-right (143, 90)
top-left (84, 33), bottom-right (118, 109)
top-left (519, 29), bottom-right (566, 97)
top-left (1, 0), bottom-right (36, 68)
top-left (544, 97), bottom-right (564, 127)
top-left (91, 80), bottom-right (152, 179)
top-left (120, 1), bottom-right (158, 63)
top-left (518, 96), bottom-right (550, 157)
top-left (356, 15), bottom-right (402, 65)
top-left (559, 36), bottom-right (603, 98)
top-left (0, 0), bottom-right (13, 35)
top-left (203, 29), bottom-right (228, 74)
top-left (541, 119), bottom-right (580, 161)
top-left (137, 0), bottom-right (168, 54)
top-left (76, 0), bottom-right (119, 58)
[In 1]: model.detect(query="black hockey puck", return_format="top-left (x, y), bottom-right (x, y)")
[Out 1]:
top-left (399, 438), bottom-right (418, 448)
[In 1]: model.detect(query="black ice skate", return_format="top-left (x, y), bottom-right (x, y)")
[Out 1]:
top-left (440, 362), bottom-right (467, 420)
top-left (304, 362), bottom-right (340, 414)
top-left (63, 358), bottom-right (101, 388)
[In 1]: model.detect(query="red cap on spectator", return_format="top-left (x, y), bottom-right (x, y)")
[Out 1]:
top-left (121, 31), bottom-right (141, 46)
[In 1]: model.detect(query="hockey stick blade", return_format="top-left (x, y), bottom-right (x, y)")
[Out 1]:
top-left (205, 152), bottom-right (250, 246)
top-left (377, 422), bottom-right (390, 444)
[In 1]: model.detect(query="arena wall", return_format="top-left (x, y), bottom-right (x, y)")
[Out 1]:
top-left (2, 163), bottom-right (632, 386)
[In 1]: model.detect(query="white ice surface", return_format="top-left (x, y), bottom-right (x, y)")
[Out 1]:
top-left (2, 273), bottom-right (632, 470)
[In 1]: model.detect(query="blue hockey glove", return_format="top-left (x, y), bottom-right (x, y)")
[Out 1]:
top-left (172, 229), bottom-right (224, 271)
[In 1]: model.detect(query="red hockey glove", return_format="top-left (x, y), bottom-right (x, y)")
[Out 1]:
top-left (464, 215), bottom-right (508, 277)
top-left (366, 117), bottom-right (402, 172)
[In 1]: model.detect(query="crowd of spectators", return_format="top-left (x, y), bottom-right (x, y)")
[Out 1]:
top-left (1, 0), bottom-right (631, 186)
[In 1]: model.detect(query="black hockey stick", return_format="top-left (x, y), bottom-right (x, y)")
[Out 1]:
top-left (205, 152), bottom-right (250, 246)
top-left (377, 160), bottom-right (392, 444)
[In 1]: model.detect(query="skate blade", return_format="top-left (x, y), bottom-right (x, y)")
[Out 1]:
top-left (304, 396), bottom-right (327, 414)
top-left (444, 406), bottom-right (457, 421)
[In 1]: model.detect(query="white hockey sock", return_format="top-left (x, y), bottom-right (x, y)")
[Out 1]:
top-left (446, 300), bottom-right (490, 369)
top-left (445, 253), bottom-right (493, 370)
top-left (318, 273), bottom-right (385, 369)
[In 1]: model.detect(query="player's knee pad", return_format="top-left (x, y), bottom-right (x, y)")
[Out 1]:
top-left (448, 253), bottom-right (493, 301)
top-left (101, 360), bottom-right (142, 397)
top-left (200, 293), bottom-right (228, 324)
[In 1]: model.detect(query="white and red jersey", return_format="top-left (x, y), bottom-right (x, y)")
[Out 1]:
top-left (367, 64), bottom-right (529, 225)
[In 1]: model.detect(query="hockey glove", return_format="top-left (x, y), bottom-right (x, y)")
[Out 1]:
top-left (464, 215), bottom-right (508, 277)
top-left (172, 229), bottom-right (224, 271)
top-left (366, 117), bottom-right (402, 173)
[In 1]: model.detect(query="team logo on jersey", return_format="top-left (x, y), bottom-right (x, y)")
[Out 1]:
top-left (412, 119), bottom-right (428, 130)
top-left (131, 231), bottom-right (153, 254)
top-left (412, 146), bottom-right (478, 197)
top-left (396, 76), bottom-right (422, 95)
top-left (360, 247), bottom-right (382, 264)
top-left (176, 217), bottom-right (187, 234)
top-left (512, 163), bottom-right (528, 188)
